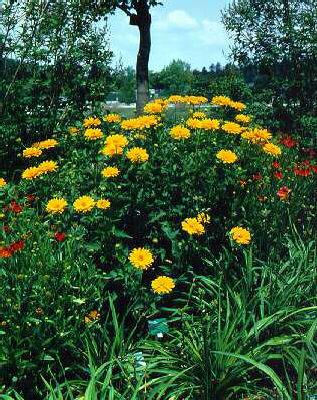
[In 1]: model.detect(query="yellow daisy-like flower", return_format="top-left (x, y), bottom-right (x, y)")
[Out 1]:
top-left (192, 111), bottom-right (206, 119)
top-left (262, 142), bottom-right (282, 156)
top-left (68, 126), bottom-right (79, 135)
top-left (230, 101), bottom-right (246, 111)
top-left (32, 139), bottom-right (58, 149)
top-left (37, 160), bottom-right (58, 174)
top-left (216, 149), bottom-right (238, 164)
top-left (0, 178), bottom-right (7, 187)
top-left (22, 147), bottom-right (42, 158)
top-left (230, 226), bottom-right (251, 245)
top-left (222, 121), bottom-right (243, 135)
top-left (151, 276), bottom-right (175, 294)
top-left (46, 198), bottom-right (67, 214)
top-left (105, 134), bottom-right (128, 148)
top-left (235, 114), bottom-right (251, 124)
top-left (184, 95), bottom-right (208, 105)
top-left (211, 95), bottom-right (232, 107)
top-left (121, 115), bottom-right (158, 131)
top-left (96, 199), bottom-right (111, 210)
top-left (196, 212), bottom-right (211, 225)
top-left (199, 118), bottom-right (220, 131)
top-left (21, 166), bottom-right (41, 180)
top-left (128, 247), bottom-right (154, 270)
top-left (242, 128), bottom-right (272, 143)
top-left (84, 310), bottom-right (100, 324)
top-left (144, 101), bottom-right (166, 114)
top-left (181, 217), bottom-right (205, 235)
top-left (167, 95), bottom-right (186, 104)
top-left (170, 125), bottom-right (191, 140)
top-left (83, 116), bottom-right (101, 128)
top-left (73, 196), bottom-right (95, 213)
top-left (186, 118), bottom-right (202, 129)
top-left (101, 166), bottom-right (120, 178)
top-left (84, 128), bottom-right (103, 140)
top-left (101, 144), bottom-right (124, 157)
top-left (126, 147), bottom-right (149, 163)
top-left (103, 113), bottom-right (121, 123)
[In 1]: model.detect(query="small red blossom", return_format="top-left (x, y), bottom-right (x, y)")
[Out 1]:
top-left (26, 194), bottom-right (36, 202)
top-left (310, 165), bottom-right (317, 173)
top-left (2, 225), bottom-right (11, 233)
top-left (9, 240), bottom-right (25, 253)
top-left (54, 232), bottom-right (66, 242)
top-left (9, 201), bottom-right (23, 213)
top-left (0, 247), bottom-right (12, 258)
top-left (274, 171), bottom-right (283, 179)
top-left (252, 173), bottom-right (262, 181)
top-left (294, 167), bottom-right (311, 177)
top-left (277, 186), bottom-right (291, 200)
top-left (272, 161), bottom-right (281, 169)
top-left (280, 136), bottom-right (297, 148)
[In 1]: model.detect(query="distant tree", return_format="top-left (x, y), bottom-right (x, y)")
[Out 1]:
top-left (115, 66), bottom-right (136, 104)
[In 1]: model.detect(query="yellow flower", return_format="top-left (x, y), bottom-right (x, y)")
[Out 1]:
top-left (101, 166), bottom-right (120, 178)
top-left (242, 128), bottom-right (272, 143)
top-left (21, 166), bottom-right (41, 180)
top-left (230, 226), bottom-right (251, 245)
top-left (192, 111), bottom-right (206, 119)
top-left (170, 125), bottom-right (191, 140)
top-left (129, 247), bottom-right (154, 270)
top-left (181, 217), bottom-right (205, 235)
top-left (144, 101), bottom-right (166, 114)
top-left (222, 121), bottom-right (243, 135)
top-left (121, 115), bottom-right (158, 130)
top-left (32, 139), bottom-right (58, 149)
top-left (84, 310), bottom-right (100, 324)
top-left (167, 95), bottom-right (186, 104)
top-left (199, 118), bottom-right (220, 131)
top-left (263, 143), bottom-right (282, 156)
top-left (37, 160), bottom-right (58, 174)
top-left (101, 144), bottom-right (124, 157)
top-left (84, 128), bottom-right (103, 140)
top-left (103, 113), bottom-right (121, 123)
top-left (184, 95), bottom-right (208, 105)
top-left (46, 198), bottom-right (67, 214)
top-left (105, 134), bottom-right (128, 148)
top-left (216, 149), bottom-right (238, 164)
top-left (73, 196), bottom-right (95, 213)
top-left (0, 178), bottom-right (7, 187)
top-left (22, 147), bottom-right (42, 158)
top-left (235, 114), bottom-right (251, 124)
top-left (96, 198), bottom-right (111, 210)
top-left (68, 126), bottom-right (79, 135)
top-left (126, 147), bottom-right (149, 163)
top-left (151, 276), bottom-right (175, 294)
top-left (196, 212), bottom-right (211, 225)
top-left (83, 116), bottom-right (101, 128)
top-left (230, 101), bottom-right (246, 111)
top-left (211, 95), bottom-right (232, 107)
top-left (186, 118), bottom-right (202, 129)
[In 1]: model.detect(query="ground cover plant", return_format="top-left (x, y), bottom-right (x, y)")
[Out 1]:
top-left (0, 95), bottom-right (316, 399)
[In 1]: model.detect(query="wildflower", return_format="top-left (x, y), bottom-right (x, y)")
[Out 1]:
top-left (0, 178), bottom-right (7, 187)
top-left (280, 135), bottom-right (297, 148)
top-left (144, 101), bottom-right (166, 114)
top-left (22, 147), bottom-right (42, 158)
top-left (101, 144), bottom-right (124, 157)
top-left (184, 95), bottom-right (208, 105)
top-left (294, 167), bottom-right (311, 177)
top-left (84, 310), bottom-right (100, 324)
top-left (38, 160), bottom-right (58, 174)
top-left (126, 147), bottom-right (149, 163)
top-left (211, 95), bottom-right (232, 107)
top-left (181, 217), bottom-right (205, 235)
top-left (22, 167), bottom-right (41, 180)
top-left (46, 198), bottom-right (68, 214)
top-left (105, 134), bottom-right (128, 148)
top-left (239, 179), bottom-right (247, 187)
top-left (121, 115), bottom-right (158, 130)
top-left (54, 232), bottom-right (66, 242)
top-left (263, 143), bottom-right (282, 156)
top-left (9, 201), bottom-right (23, 213)
top-left (0, 247), bottom-right (12, 258)
top-left (277, 186), bottom-right (291, 200)
top-left (235, 114), bottom-right (251, 124)
top-left (242, 128), bottom-right (272, 143)
top-left (186, 118), bottom-right (202, 129)
top-left (103, 113), bottom-right (121, 123)
top-left (73, 196), bottom-right (95, 213)
top-left (84, 128), bottom-right (103, 140)
top-left (230, 101), bottom-right (246, 111)
top-left (199, 119), bottom-right (220, 131)
top-left (230, 227), bottom-right (251, 245)
top-left (151, 276), bottom-right (175, 294)
top-left (274, 171), bottom-right (283, 179)
top-left (32, 139), bottom-right (58, 149)
top-left (170, 125), bottom-right (191, 140)
top-left (222, 122), bottom-right (243, 135)
top-left (68, 126), bottom-right (79, 135)
top-left (272, 161), bottom-right (281, 169)
top-left (216, 149), bottom-right (238, 164)
top-left (252, 173), bottom-right (262, 181)
top-left (196, 212), bottom-right (211, 225)
top-left (83, 116), bottom-right (101, 128)
top-left (9, 240), bottom-right (25, 253)
top-left (192, 111), bottom-right (206, 119)
top-left (96, 199), bottom-right (111, 210)
top-left (129, 248), bottom-right (154, 270)
top-left (101, 166), bottom-right (120, 178)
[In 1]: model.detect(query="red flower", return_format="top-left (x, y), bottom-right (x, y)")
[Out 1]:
top-left (277, 186), bottom-right (291, 200)
top-left (26, 194), bottom-right (36, 202)
top-left (274, 171), bottom-right (283, 179)
top-left (272, 161), bottom-right (281, 169)
top-left (252, 173), bottom-right (262, 181)
top-left (9, 240), bottom-right (25, 253)
top-left (280, 136), bottom-right (297, 148)
top-left (294, 167), bottom-right (311, 177)
top-left (311, 165), bottom-right (317, 173)
top-left (9, 201), bottom-right (23, 213)
top-left (54, 232), bottom-right (66, 242)
top-left (0, 247), bottom-right (12, 258)
top-left (1, 225), bottom-right (11, 233)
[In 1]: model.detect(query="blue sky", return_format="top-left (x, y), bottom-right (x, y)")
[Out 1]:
top-left (108, 0), bottom-right (232, 71)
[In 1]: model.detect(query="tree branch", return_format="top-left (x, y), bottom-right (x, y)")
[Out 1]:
top-left (118, 2), bottom-right (133, 17)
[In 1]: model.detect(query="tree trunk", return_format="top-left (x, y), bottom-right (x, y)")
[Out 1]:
top-left (130, 2), bottom-right (151, 115)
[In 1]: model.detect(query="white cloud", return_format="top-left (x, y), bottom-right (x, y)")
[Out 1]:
top-left (155, 9), bottom-right (198, 30)
top-left (198, 19), bottom-right (228, 45)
